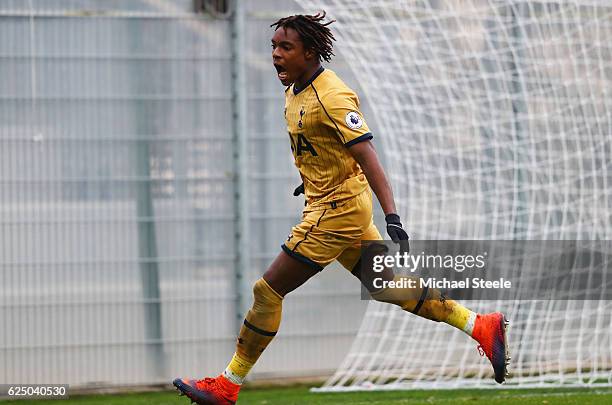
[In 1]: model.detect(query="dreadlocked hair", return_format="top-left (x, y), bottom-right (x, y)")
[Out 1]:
top-left (270, 11), bottom-right (336, 63)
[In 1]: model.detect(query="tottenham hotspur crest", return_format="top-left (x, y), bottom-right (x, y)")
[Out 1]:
top-left (345, 111), bottom-right (363, 129)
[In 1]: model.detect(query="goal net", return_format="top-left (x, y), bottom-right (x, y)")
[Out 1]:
top-left (303, 0), bottom-right (612, 390)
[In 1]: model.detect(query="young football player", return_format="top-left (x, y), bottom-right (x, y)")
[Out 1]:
top-left (173, 12), bottom-right (509, 405)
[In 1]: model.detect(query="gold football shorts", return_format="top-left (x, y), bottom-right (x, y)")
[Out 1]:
top-left (282, 189), bottom-right (383, 271)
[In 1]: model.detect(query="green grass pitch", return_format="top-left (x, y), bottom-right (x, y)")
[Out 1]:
top-left (3, 386), bottom-right (612, 405)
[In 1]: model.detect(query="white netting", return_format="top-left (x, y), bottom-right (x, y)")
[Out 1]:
top-left (303, 0), bottom-right (612, 390)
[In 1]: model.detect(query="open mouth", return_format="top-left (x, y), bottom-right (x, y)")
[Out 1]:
top-left (274, 63), bottom-right (288, 81)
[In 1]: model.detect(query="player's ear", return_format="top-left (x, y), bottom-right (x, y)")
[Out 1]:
top-left (304, 47), bottom-right (316, 61)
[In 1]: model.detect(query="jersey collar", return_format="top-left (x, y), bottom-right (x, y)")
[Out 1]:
top-left (293, 66), bottom-right (325, 95)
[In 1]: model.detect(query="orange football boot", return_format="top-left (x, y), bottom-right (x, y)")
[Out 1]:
top-left (173, 374), bottom-right (240, 405)
top-left (471, 312), bottom-right (511, 384)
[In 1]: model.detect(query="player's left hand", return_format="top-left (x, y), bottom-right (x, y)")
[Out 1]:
top-left (385, 213), bottom-right (410, 254)
top-left (293, 183), bottom-right (304, 196)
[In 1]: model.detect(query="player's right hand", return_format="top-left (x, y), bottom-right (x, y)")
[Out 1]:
top-left (293, 183), bottom-right (304, 196)
top-left (385, 213), bottom-right (410, 255)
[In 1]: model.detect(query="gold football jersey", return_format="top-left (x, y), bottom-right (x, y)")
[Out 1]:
top-left (284, 67), bottom-right (373, 209)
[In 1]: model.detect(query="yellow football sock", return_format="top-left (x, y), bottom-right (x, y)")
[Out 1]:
top-left (224, 352), bottom-right (254, 384)
top-left (223, 278), bottom-right (283, 384)
top-left (443, 300), bottom-right (477, 336)
top-left (371, 275), bottom-right (476, 336)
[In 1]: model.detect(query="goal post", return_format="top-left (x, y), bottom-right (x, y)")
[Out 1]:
top-left (302, 0), bottom-right (612, 390)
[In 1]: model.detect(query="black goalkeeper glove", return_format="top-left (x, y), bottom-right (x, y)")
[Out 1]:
top-left (385, 213), bottom-right (410, 255)
top-left (293, 183), bottom-right (304, 196)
